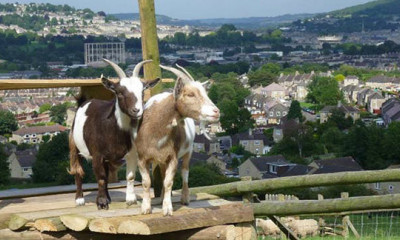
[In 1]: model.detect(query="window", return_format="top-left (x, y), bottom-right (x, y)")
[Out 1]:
top-left (276, 112), bottom-right (281, 117)
top-left (375, 182), bottom-right (381, 190)
top-left (389, 185), bottom-right (394, 191)
top-left (23, 168), bottom-right (29, 172)
top-left (241, 141), bottom-right (248, 146)
top-left (283, 111), bottom-right (287, 116)
top-left (25, 134), bottom-right (29, 138)
top-left (32, 134), bottom-right (36, 138)
top-left (269, 112), bottom-right (274, 117)
top-left (32, 139), bottom-right (37, 143)
top-left (254, 140), bottom-right (260, 145)
top-left (269, 165), bottom-right (277, 174)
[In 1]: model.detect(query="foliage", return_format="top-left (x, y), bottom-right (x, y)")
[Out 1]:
top-left (248, 63), bottom-right (281, 87)
top-left (287, 100), bottom-right (303, 122)
top-left (0, 143), bottom-right (10, 185)
top-left (39, 103), bottom-right (52, 113)
top-left (32, 132), bottom-right (70, 183)
top-left (0, 110), bottom-right (18, 135)
top-left (306, 77), bottom-right (343, 108)
top-left (229, 144), bottom-right (254, 162)
top-left (173, 163), bottom-right (238, 190)
top-left (50, 102), bottom-right (71, 124)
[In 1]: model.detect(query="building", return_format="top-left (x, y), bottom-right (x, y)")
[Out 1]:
top-left (308, 156), bottom-right (363, 174)
top-left (368, 165), bottom-right (400, 194)
top-left (193, 134), bottom-right (220, 154)
top-left (320, 102), bottom-right (360, 123)
top-left (8, 148), bottom-right (37, 179)
top-left (381, 98), bottom-right (400, 127)
top-left (238, 155), bottom-right (310, 179)
top-left (261, 83), bottom-right (287, 100)
top-left (367, 92), bottom-right (386, 114)
top-left (10, 124), bottom-right (67, 144)
top-left (343, 76), bottom-right (360, 87)
top-left (265, 102), bottom-right (289, 125)
top-left (84, 42), bottom-right (126, 67)
top-left (232, 129), bottom-right (270, 156)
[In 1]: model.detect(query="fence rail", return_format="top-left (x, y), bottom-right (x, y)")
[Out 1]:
top-left (190, 169), bottom-right (400, 196)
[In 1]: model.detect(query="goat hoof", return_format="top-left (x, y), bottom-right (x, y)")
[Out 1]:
top-left (180, 197), bottom-right (190, 206)
top-left (126, 200), bottom-right (137, 206)
top-left (141, 207), bottom-right (152, 215)
top-left (75, 197), bottom-right (85, 206)
top-left (126, 193), bottom-right (137, 206)
top-left (162, 203), bottom-right (173, 216)
top-left (97, 197), bottom-right (110, 210)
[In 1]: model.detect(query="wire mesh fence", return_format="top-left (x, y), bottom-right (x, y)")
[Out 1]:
top-left (256, 211), bottom-right (400, 240)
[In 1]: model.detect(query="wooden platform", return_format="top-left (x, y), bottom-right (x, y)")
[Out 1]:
top-left (0, 185), bottom-right (255, 240)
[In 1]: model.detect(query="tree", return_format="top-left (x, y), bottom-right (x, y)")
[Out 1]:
top-left (32, 132), bottom-right (69, 183)
top-left (0, 143), bottom-right (10, 185)
top-left (218, 99), bottom-right (254, 135)
top-left (306, 77), bottom-right (343, 107)
top-left (287, 100), bottom-right (303, 122)
top-left (50, 103), bottom-right (68, 124)
top-left (0, 110), bottom-right (18, 135)
top-left (39, 103), bottom-right (51, 113)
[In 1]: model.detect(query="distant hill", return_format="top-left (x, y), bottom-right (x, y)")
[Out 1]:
top-left (292, 0), bottom-right (400, 33)
top-left (111, 13), bottom-right (314, 29)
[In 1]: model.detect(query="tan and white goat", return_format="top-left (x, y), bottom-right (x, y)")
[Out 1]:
top-left (135, 65), bottom-right (220, 216)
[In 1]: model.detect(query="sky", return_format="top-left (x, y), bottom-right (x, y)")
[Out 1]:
top-left (2, 0), bottom-right (374, 19)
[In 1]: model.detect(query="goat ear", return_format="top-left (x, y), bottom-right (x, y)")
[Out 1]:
top-left (174, 77), bottom-right (184, 99)
top-left (101, 75), bottom-right (117, 92)
top-left (143, 78), bottom-right (161, 90)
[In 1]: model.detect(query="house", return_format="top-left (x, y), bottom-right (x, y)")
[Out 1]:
top-left (357, 88), bottom-right (375, 106)
top-left (367, 92), bottom-right (386, 114)
top-left (261, 83), bottom-right (287, 100)
top-left (217, 136), bottom-right (232, 152)
top-left (343, 75), bottom-right (359, 87)
top-left (193, 134), bottom-right (220, 154)
top-left (9, 124), bottom-right (67, 144)
top-left (8, 148), bottom-right (37, 179)
top-left (381, 98), bottom-right (400, 127)
top-left (368, 165), bottom-right (400, 194)
top-left (265, 102), bottom-right (288, 125)
top-left (189, 152), bottom-right (226, 172)
top-left (232, 129), bottom-right (270, 155)
top-left (0, 135), bottom-right (7, 144)
top-left (365, 75), bottom-right (400, 90)
top-left (341, 85), bottom-right (361, 103)
top-left (238, 155), bottom-right (310, 179)
top-left (319, 102), bottom-right (360, 123)
top-left (244, 94), bottom-right (266, 114)
top-left (308, 156), bottom-right (363, 174)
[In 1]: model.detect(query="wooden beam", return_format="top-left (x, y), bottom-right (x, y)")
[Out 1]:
top-left (116, 204), bottom-right (254, 235)
top-left (189, 169), bottom-right (400, 196)
top-left (252, 194), bottom-right (400, 216)
top-left (267, 215), bottom-right (299, 240)
top-left (0, 78), bottom-right (173, 91)
top-left (34, 217), bottom-right (67, 232)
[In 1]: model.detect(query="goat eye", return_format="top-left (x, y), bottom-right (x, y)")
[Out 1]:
top-left (187, 93), bottom-right (195, 97)
top-left (117, 93), bottom-right (123, 97)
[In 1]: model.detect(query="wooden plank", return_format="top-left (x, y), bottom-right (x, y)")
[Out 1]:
top-left (34, 217), bottom-right (67, 232)
top-left (0, 181), bottom-right (136, 200)
top-left (189, 169), bottom-right (400, 196)
top-left (89, 198), bottom-right (233, 234)
top-left (8, 193), bottom-right (219, 231)
top-left (346, 218), bottom-right (360, 239)
top-left (268, 215), bottom-right (299, 240)
top-left (253, 194), bottom-right (400, 216)
top-left (59, 215), bottom-right (92, 232)
top-left (234, 223), bottom-right (257, 240)
top-left (0, 78), bottom-right (173, 90)
top-left (115, 203), bottom-right (254, 235)
top-left (0, 227), bottom-right (235, 240)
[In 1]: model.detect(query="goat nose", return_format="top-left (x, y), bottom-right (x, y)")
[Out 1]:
top-left (132, 108), bottom-right (139, 113)
top-left (213, 108), bottom-right (220, 114)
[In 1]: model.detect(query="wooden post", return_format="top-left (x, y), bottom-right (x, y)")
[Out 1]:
top-left (341, 192), bottom-right (349, 238)
top-left (318, 194), bottom-right (325, 230)
top-left (138, 0), bottom-right (163, 197)
top-left (241, 177), bottom-right (253, 203)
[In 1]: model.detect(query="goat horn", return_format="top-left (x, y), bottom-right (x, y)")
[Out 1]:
top-left (133, 60), bottom-right (153, 78)
top-left (160, 65), bottom-right (191, 83)
top-left (103, 58), bottom-right (126, 79)
top-left (176, 64), bottom-right (195, 81)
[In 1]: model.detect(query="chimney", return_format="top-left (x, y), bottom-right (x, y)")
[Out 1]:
top-left (295, 71), bottom-right (299, 76)
top-left (249, 128), bottom-right (253, 136)
top-left (337, 101), bottom-right (342, 108)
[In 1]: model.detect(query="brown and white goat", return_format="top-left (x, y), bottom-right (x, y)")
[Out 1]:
top-left (69, 59), bottom-right (160, 210)
top-left (135, 65), bottom-right (220, 216)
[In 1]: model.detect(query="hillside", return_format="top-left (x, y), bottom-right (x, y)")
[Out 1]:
top-left (292, 0), bottom-right (400, 33)
top-left (111, 13), bottom-right (314, 29)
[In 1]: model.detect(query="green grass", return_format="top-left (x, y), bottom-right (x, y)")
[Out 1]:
top-left (258, 213), bottom-right (400, 239)
top-left (300, 102), bottom-right (316, 108)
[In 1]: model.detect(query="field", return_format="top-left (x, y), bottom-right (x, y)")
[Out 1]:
top-left (258, 211), bottom-right (400, 239)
